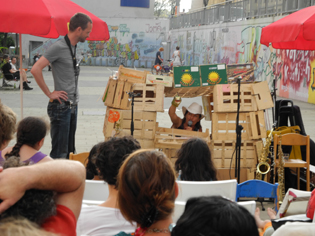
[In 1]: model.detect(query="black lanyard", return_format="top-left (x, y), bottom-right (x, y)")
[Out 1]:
top-left (64, 35), bottom-right (78, 104)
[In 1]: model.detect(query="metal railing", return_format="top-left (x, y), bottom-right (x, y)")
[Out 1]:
top-left (170, 0), bottom-right (315, 29)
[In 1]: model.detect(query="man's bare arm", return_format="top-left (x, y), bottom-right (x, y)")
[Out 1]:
top-left (0, 160), bottom-right (85, 219)
top-left (31, 56), bottom-right (68, 103)
top-left (169, 104), bottom-right (182, 128)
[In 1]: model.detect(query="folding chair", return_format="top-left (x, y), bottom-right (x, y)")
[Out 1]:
top-left (69, 152), bottom-right (89, 167)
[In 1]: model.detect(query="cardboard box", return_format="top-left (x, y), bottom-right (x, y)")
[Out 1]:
top-left (146, 74), bottom-right (173, 87)
top-left (200, 64), bottom-right (228, 86)
top-left (173, 66), bottom-right (201, 88)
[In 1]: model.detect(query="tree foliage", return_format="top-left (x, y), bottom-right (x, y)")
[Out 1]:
top-left (154, 0), bottom-right (176, 18)
top-left (0, 33), bottom-right (15, 54)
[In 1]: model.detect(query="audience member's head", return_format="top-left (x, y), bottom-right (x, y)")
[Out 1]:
top-left (0, 156), bottom-right (56, 225)
top-left (171, 196), bottom-right (259, 236)
top-left (96, 136), bottom-right (141, 187)
top-left (85, 142), bottom-right (102, 179)
top-left (0, 218), bottom-right (57, 236)
top-left (5, 117), bottom-right (48, 159)
top-left (175, 138), bottom-right (217, 181)
top-left (0, 101), bottom-right (16, 150)
top-left (117, 149), bottom-right (176, 229)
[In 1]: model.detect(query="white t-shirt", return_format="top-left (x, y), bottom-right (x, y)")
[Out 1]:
top-left (76, 204), bottom-right (136, 236)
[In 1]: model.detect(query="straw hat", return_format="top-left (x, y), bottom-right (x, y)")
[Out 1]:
top-left (182, 102), bottom-right (205, 120)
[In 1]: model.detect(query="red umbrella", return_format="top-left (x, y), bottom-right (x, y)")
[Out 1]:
top-left (260, 5), bottom-right (315, 50)
top-left (0, 0), bottom-right (110, 117)
top-left (0, 0), bottom-right (110, 40)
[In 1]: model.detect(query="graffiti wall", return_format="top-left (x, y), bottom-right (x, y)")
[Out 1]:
top-left (170, 17), bottom-right (315, 104)
top-left (32, 19), bottom-right (169, 69)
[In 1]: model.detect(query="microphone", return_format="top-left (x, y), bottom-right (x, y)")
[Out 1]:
top-left (188, 120), bottom-right (193, 127)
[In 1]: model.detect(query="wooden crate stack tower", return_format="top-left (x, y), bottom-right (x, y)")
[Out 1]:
top-left (102, 65), bottom-right (165, 148)
top-left (207, 81), bottom-right (274, 178)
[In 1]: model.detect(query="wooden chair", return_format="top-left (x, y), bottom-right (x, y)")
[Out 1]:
top-left (273, 133), bottom-right (310, 191)
top-left (176, 179), bottom-right (237, 202)
top-left (69, 152), bottom-right (89, 167)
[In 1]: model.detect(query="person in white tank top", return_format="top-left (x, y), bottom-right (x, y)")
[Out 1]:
top-left (172, 46), bottom-right (182, 67)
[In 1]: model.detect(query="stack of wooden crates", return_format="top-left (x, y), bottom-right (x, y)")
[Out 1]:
top-left (102, 65), bottom-right (166, 148)
top-left (203, 81), bottom-right (274, 180)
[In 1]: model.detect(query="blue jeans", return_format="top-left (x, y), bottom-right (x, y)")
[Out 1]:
top-left (47, 101), bottom-right (77, 159)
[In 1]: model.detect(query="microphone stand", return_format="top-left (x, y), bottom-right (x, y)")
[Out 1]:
top-left (127, 91), bottom-right (141, 136)
top-left (235, 77), bottom-right (243, 183)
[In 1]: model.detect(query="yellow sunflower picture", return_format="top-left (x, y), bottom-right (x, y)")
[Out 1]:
top-left (181, 73), bottom-right (193, 85)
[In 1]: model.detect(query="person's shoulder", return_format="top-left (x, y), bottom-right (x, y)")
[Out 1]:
top-left (49, 38), bottom-right (67, 50)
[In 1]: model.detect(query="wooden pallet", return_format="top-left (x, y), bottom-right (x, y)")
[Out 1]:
top-left (132, 83), bottom-right (164, 112)
top-left (103, 78), bottom-right (132, 109)
top-left (164, 86), bottom-right (213, 98)
top-left (211, 111), bottom-right (266, 140)
top-left (213, 83), bottom-right (257, 112)
top-left (154, 127), bottom-right (210, 150)
top-left (118, 65), bottom-right (148, 83)
top-left (210, 140), bottom-right (262, 168)
top-left (103, 108), bottom-right (157, 140)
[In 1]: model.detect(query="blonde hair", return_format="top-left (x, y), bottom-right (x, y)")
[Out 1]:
top-left (117, 149), bottom-right (176, 228)
top-left (0, 101), bottom-right (16, 150)
top-left (0, 217), bottom-right (57, 236)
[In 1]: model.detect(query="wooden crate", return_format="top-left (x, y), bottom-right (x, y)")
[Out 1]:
top-left (252, 81), bottom-right (274, 110)
top-left (212, 111), bottom-right (266, 140)
top-left (154, 127), bottom-right (210, 150)
top-left (137, 139), bottom-right (155, 149)
top-left (103, 78), bottom-right (132, 109)
top-left (217, 167), bottom-right (255, 183)
top-left (210, 140), bottom-right (262, 168)
top-left (132, 83), bottom-right (164, 112)
top-left (146, 74), bottom-right (173, 87)
top-left (103, 108), bottom-right (157, 140)
top-left (164, 86), bottom-right (213, 98)
top-left (213, 83), bottom-right (257, 112)
top-left (202, 94), bottom-right (214, 121)
top-left (118, 65), bottom-right (147, 83)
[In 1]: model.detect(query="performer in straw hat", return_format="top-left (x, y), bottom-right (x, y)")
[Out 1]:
top-left (168, 95), bottom-right (204, 132)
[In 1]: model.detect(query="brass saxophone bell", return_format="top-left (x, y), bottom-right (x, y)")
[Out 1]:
top-left (257, 161), bottom-right (270, 175)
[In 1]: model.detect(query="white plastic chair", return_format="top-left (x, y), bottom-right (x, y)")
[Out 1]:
top-left (237, 200), bottom-right (256, 216)
top-left (176, 179), bottom-right (238, 202)
top-left (83, 180), bottom-right (109, 201)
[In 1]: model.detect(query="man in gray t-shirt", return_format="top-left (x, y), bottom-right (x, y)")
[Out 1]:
top-left (31, 13), bottom-right (93, 159)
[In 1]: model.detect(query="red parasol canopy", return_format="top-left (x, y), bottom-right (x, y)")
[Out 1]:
top-left (260, 6), bottom-right (315, 50)
top-left (0, 0), bottom-right (110, 40)
top-left (0, 0), bottom-right (110, 118)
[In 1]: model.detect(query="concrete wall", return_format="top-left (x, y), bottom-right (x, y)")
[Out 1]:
top-left (170, 16), bottom-right (315, 104)
top-left (30, 18), bottom-right (169, 68)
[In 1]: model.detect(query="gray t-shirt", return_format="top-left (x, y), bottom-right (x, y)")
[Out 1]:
top-left (44, 38), bottom-right (79, 103)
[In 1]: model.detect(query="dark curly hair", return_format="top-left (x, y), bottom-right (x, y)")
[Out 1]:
top-left (171, 196), bottom-right (259, 236)
top-left (5, 117), bottom-right (48, 159)
top-left (175, 138), bottom-right (217, 181)
top-left (95, 136), bottom-right (141, 187)
top-left (0, 156), bottom-right (56, 225)
top-left (85, 142), bottom-right (102, 179)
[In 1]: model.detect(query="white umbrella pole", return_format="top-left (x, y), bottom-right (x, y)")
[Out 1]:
top-left (19, 34), bottom-right (23, 119)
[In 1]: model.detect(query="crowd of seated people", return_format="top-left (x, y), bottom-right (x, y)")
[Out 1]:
top-left (1, 99), bottom-right (315, 236)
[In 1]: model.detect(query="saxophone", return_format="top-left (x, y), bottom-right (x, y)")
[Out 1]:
top-left (278, 135), bottom-right (285, 203)
top-left (256, 127), bottom-right (274, 180)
